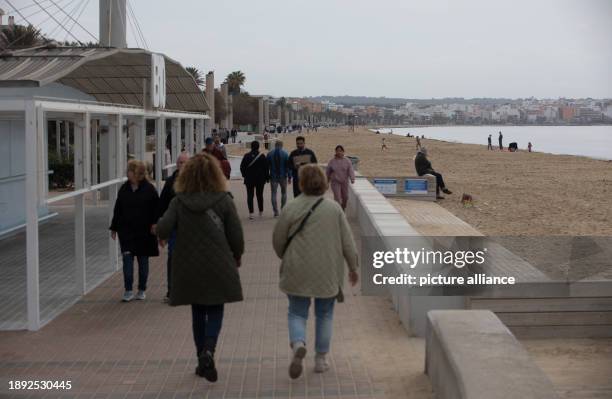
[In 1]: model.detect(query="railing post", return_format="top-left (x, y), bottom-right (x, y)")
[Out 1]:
top-left (91, 119), bottom-right (99, 206)
top-left (186, 119), bottom-right (194, 155)
top-left (55, 120), bottom-right (61, 160)
top-left (171, 118), bottom-right (180, 163)
top-left (25, 100), bottom-right (40, 331)
top-left (195, 119), bottom-right (204, 152)
top-left (108, 114), bottom-right (121, 271)
top-left (155, 117), bottom-right (164, 191)
top-left (74, 112), bottom-right (90, 295)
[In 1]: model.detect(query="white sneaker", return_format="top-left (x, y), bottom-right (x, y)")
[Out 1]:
top-left (289, 342), bottom-right (307, 379)
top-left (259, 211), bottom-right (263, 218)
top-left (122, 291), bottom-right (134, 302)
top-left (135, 290), bottom-right (146, 300)
top-left (314, 353), bottom-right (329, 373)
top-left (249, 213), bottom-right (254, 220)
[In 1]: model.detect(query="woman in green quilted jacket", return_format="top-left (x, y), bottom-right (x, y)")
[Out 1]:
top-left (273, 164), bottom-right (359, 379)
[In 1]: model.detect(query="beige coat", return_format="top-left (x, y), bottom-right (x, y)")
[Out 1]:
top-left (273, 195), bottom-right (358, 298)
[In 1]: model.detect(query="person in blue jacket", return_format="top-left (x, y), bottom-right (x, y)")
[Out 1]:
top-left (267, 140), bottom-right (290, 217)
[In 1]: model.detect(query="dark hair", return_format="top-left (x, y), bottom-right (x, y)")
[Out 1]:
top-left (335, 145), bottom-right (344, 152)
top-left (296, 136), bottom-right (305, 143)
top-left (251, 140), bottom-right (260, 151)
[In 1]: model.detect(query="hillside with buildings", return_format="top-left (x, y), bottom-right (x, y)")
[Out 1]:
top-left (292, 96), bottom-right (612, 126)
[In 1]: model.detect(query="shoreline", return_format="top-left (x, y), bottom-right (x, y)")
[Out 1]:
top-left (370, 123), bottom-right (612, 129)
top-left (369, 126), bottom-right (612, 161)
top-left (228, 127), bottom-right (612, 236)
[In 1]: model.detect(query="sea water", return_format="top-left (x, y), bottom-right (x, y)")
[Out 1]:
top-left (379, 125), bottom-right (612, 160)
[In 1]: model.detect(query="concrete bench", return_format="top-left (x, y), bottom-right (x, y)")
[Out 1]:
top-left (425, 310), bottom-right (558, 399)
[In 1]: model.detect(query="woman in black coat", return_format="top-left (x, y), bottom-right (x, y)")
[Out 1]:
top-left (110, 160), bottom-right (159, 302)
top-left (240, 140), bottom-right (269, 219)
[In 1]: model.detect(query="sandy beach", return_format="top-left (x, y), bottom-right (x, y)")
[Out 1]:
top-left (229, 127), bottom-right (612, 236)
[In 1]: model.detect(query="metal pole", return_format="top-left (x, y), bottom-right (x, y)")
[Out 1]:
top-left (55, 120), bottom-right (61, 160)
top-left (25, 100), bottom-right (40, 331)
top-left (74, 112), bottom-right (90, 295)
top-left (155, 117), bottom-right (164, 191)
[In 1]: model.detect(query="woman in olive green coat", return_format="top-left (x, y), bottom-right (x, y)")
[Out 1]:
top-left (157, 153), bottom-right (244, 383)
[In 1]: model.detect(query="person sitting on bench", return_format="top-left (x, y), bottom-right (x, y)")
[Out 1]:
top-left (414, 147), bottom-right (452, 200)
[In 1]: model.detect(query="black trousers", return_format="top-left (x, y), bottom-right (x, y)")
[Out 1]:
top-left (191, 304), bottom-right (224, 356)
top-left (430, 171), bottom-right (446, 193)
top-left (292, 175), bottom-right (301, 197)
top-left (246, 182), bottom-right (265, 213)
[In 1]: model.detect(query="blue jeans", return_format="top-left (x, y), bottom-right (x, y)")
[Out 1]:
top-left (191, 304), bottom-right (224, 356)
top-left (287, 295), bottom-right (335, 354)
top-left (166, 231), bottom-right (177, 296)
top-left (122, 253), bottom-right (149, 291)
top-left (270, 177), bottom-right (288, 214)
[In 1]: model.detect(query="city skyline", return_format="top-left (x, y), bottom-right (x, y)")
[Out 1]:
top-left (8, 0), bottom-right (612, 99)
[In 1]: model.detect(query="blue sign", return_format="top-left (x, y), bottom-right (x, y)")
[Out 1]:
top-left (405, 179), bottom-right (428, 195)
top-left (373, 179), bottom-right (397, 195)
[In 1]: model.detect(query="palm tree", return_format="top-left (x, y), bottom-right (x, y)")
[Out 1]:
top-left (275, 97), bottom-right (287, 109)
top-left (225, 71), bottom-right (246, 95)
top-left (0, 24), bottom-right (44, 50)
top-left (186, 67), bottom-right (205, 89)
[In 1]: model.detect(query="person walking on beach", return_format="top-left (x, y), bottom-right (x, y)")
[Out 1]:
top-left (157, 151), bottom-right (190, 303)
top-left (381, 137), bottom-right (388, 151)
top-left (487, 134), bottom-right (493, 150)
top-left (528, 142), bottom-right (533, 152)
top-left (498, 131), bottom-right (503, 151)
top-left (288, 136), bottom-right (318, 198)
top-left (326, 145), bottom-right (355, 210)
top-left (156, 153), bottom-right (244, 382)
top-left (264, 131), bottom-right (270, 150)
top-left (272, 164), bottom-right (359, 379)
top-left (414, 147), bottom-right (452, 200)
top-left (110, 160), bottom-right (159, 302)
top-left (416, 136), bottom-right (422, 150)
top-left (240, 140), bottom-right (269, 220)
top-left (267, 140), bottom-right (290, 217)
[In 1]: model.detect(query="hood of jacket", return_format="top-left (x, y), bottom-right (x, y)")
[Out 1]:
top-left (175, 192), bottom-right (228, 213)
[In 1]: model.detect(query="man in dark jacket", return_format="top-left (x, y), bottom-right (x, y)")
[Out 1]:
top-left (156, 151), bottom-right (189, 302)
top-left (240, 140), bottom-right (269, 219)
top-left (414, 147), bottom-right (452, 200)
top-left (288, 136), bottom-right (318, 197)
top-left (267, 140), bottom-right (290, 217)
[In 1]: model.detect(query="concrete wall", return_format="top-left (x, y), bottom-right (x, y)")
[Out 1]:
top-left (347, 176), bottom-right (464, 336)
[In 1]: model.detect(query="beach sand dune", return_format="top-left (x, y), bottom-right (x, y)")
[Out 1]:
top-left (229, 127), bottom-right (612, 236)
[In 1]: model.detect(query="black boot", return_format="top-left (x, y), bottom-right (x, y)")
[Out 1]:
top-left (195, 338), bottom-right (218, 382)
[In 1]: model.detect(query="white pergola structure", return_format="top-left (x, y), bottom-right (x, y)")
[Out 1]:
top-left (0, 46), bottom-right (211, 330)
top-left (0, 97), bottom-right (207, 330)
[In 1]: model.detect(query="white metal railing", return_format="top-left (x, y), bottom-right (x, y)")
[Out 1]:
top-left (46, 178), bottom-right (127, 205)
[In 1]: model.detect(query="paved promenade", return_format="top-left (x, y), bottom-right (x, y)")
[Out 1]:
top-left (0, 181), bottom-right (431, 399)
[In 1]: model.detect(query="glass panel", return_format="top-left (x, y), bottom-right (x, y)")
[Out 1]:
top-left (38, 203), bottom-right (77, 326)
top-left (0, 228), bottom-right (27, 330)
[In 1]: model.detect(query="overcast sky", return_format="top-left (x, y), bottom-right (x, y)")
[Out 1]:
top-left (12, 0), bottom-right (612, 98)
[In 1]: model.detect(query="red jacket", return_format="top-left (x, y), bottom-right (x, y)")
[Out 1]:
top-left (204, 148), bottom-right (231, 179)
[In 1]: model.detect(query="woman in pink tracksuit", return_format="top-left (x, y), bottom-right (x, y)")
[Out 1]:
top-left (326, 145), bottom-right (355, 210)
